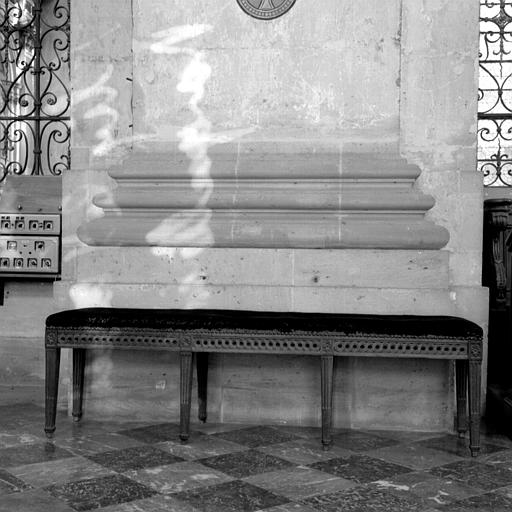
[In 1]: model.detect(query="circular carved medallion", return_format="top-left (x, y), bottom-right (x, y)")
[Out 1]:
top-left (236, 0), bottom-right (297, 20)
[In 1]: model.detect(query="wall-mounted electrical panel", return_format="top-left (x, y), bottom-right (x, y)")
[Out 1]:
top-left (0, 176), bottom-right (61, 279)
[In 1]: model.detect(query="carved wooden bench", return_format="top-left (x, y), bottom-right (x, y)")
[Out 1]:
top-left (44, 308), bottom-right (483, 456)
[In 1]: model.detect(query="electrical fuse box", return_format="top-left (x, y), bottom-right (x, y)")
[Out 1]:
top-left (0, 176), bottom-right (61, 278)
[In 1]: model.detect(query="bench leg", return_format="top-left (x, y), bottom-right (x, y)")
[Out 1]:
top-left (45, 346), bottom-right (61, 438)
top-left (455, 360), bottom-right (468, 438)
top-left (468, 359), bottom-right (482, 457)
top-left (196, 352), bottom-right (208, 423)
top-left (180, 351), bottom-right (193, 443)
top-left (321, 355), bottom-right (334, 451)
top-left (72, 349), bottom-right (86, 422)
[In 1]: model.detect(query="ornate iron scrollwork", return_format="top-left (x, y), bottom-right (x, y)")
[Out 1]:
top-left (236, 0), bottom-right (297, 20)
top-left (479, 0), bottom-right (512, 186)
top-left (0, 0), bottom-right (70, 183)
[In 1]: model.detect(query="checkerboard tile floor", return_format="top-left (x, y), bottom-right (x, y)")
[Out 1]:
top-left (1, 403), bottom-right (512, 511)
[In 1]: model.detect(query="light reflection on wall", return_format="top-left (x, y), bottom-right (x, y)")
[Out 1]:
top-left (146, 24), bottom-right (215, 309)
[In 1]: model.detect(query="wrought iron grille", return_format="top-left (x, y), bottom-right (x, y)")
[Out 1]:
top-left (0, 0), bottom-right (69, 183)
top-left (479, 0), bottom-right (512, 186)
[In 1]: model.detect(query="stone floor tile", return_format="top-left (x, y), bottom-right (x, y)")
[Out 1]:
top-left (0, 468), bottom-right (31, 495)
top-left (199, 449), bottom-right (294, 478)
top-left (0, 403), bottom-right (46, 429)
top-left (364, 429), bottom-right (444, 443)
top-left (428, 459), bottom-right (512, 491)
top-left (212, 426), bottom-right (301, 448)
top-left (497, 484), bottom-right (512, 499)
top-left (96, 494), bottom-right (201, 512)
top-left (332, 431), bottom-right (400, 452)
top-left (194, 422), bottom-right (252, 435)
top-left (10, 456), bottom-right (114, 488)
top-left (371, 471), bottom-right (479, 507)
top-left (0, 431), bottom-right (44, 449)
top-left (13, 415), bottom-right (106, 441)
top-left (417, 434), bottom-right (506, 458)
top-left (367, 442), bottom-right (464, 470)
top-left (77, 419), bottom-right (156, 434)
top-left (172, 479), bottom-right (290, 512)
top-left (0, 488), bottom-right (76, 512)
top-left (117, 423), bottom-right (183, 444)
top-left (54, 432), bottom-right (144, 456)
top-left (257, 438), bottom-right (353, 465)
top-left (156, 436), bottom-right (247, 460)
top-left (301, 485), bottom-right (428, 512)
top-left (125, 460), bottom-right (233, 494)
top-left (481, 448), bottom-right (512, 471)
top-left (46, 474), bottom-right (156, 511)
top-left (271, 425), bottom-right (324, 440)
top-left (0, 442), bottom-right (74, 468)
top-left (244, 466), bottom-right (356, 500)
top-left (309, 454), bottom-right (412, 484)
top-left (436, 491), bottom-right (512, 511)
top-left (262, 503), bottom-right (319, 512)
top-left (87, 445), bottom-right (184, 472)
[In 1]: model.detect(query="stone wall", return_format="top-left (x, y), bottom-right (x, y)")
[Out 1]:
top-left (47, 0), bottom-right (488, 430)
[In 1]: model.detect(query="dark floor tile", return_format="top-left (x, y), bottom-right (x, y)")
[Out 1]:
top-left (0, 442), bottom-right (74, 467)
top-left (0, 468), bottom-right (31, 494)
top-left (117, 423), bottom-right (182, 444)
top-left (332, 431), bottom-right (399, 452)
top-left (417, 434), bottom-right (506, 458)
top-left (436, 491), bottom-right (512, 511)
top-left (429, 459), bottom-right (512, 491)
top-left (46, 474), bottom-right (157, 511)
top-left (87, 445), bottom-right (184, 472)
top-left (199, 449), bottom-right (294, 478)
top-left (301, 485), bottom-right (427, 512)
top-left (310, 454), bottom-right (412, 484)
top-left (172, 479), bottom-right (289, 512)
top-left (212, 426), bottom-right (300, 448)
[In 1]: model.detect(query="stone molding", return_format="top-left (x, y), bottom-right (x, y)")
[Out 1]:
top-left (77, 144), bottom-right (449, 249)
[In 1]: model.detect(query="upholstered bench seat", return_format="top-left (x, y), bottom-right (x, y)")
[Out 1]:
top-left (44, 308), bottom-right (483, 455)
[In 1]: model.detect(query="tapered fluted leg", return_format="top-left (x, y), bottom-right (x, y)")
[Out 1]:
top-left (321, 355), bottom-right (334, 450)
top-left (455, 360), bottom-right (468, 438)
top-left (196, 352), bottom-right (208, 423)
top-left (45, 346), bottom-right (61, 438)
top-left (72, 349), bottom-right (86, 422)
top-left (180, 351), bottom-right (193, 443)
top-left (468, 359), bottom-right (482, 457)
